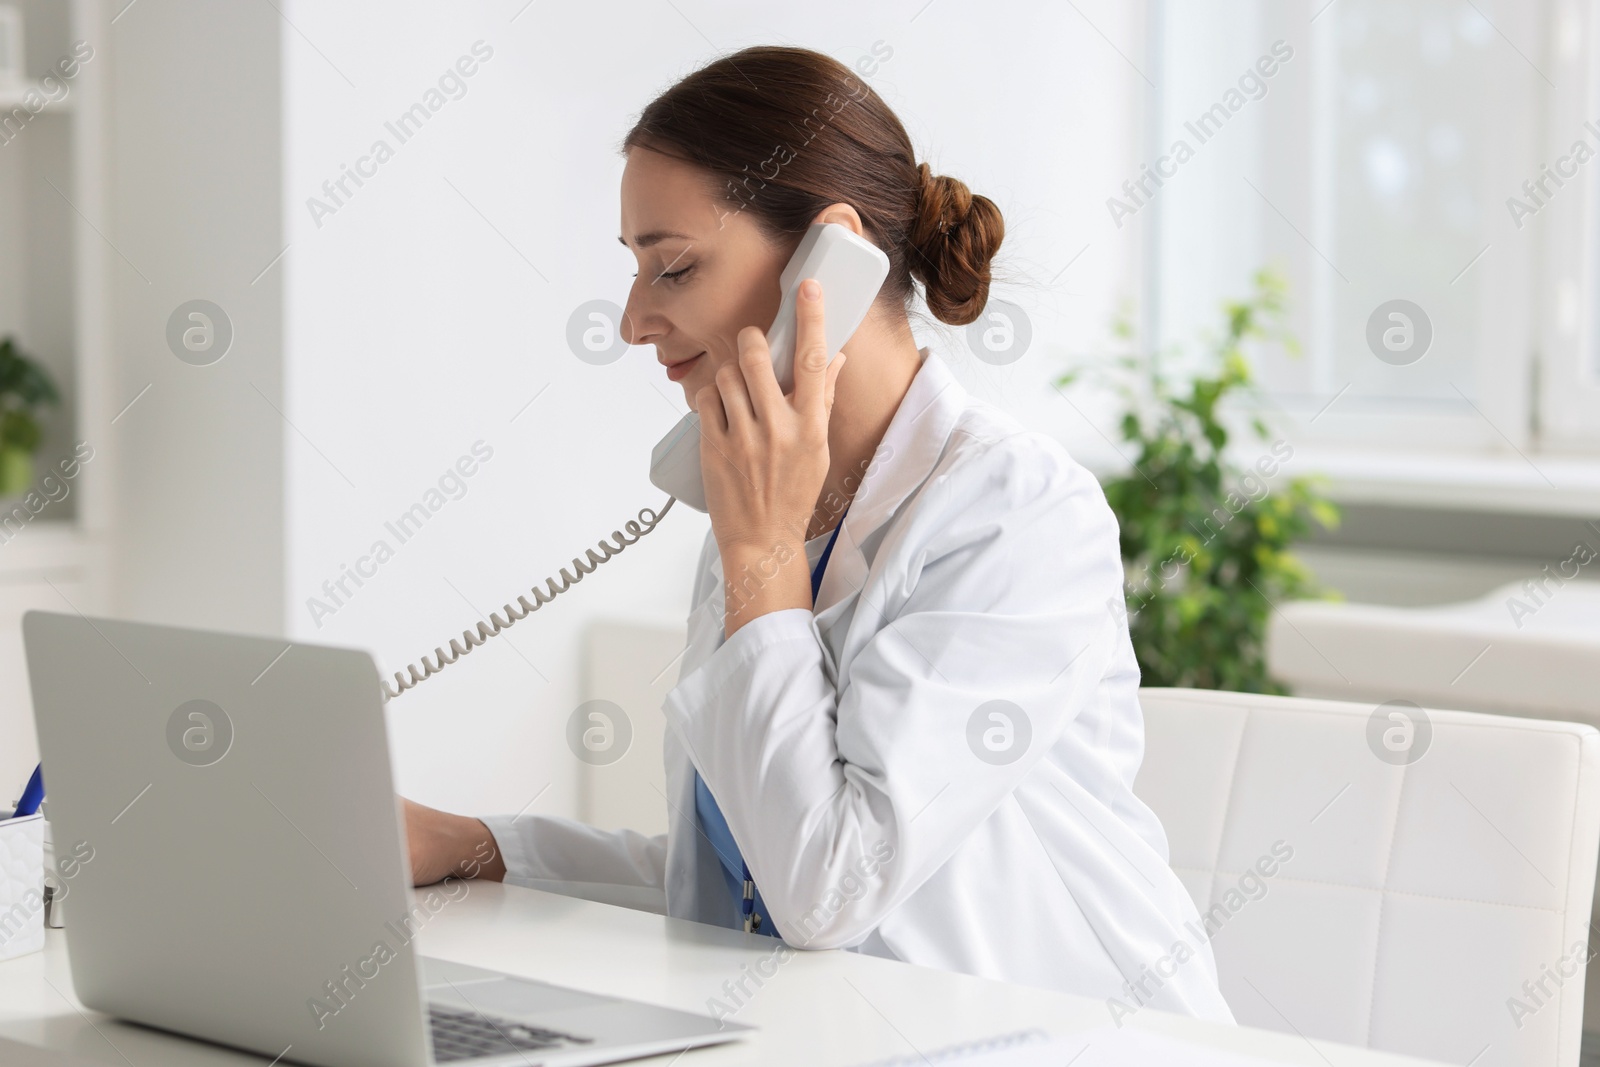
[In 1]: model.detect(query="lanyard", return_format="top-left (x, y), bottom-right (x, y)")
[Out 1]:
top-left (742, 506), bottom-right (848, 934)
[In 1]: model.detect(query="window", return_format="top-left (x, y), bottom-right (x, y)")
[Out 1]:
top-left (1148, 0), bottom-right (1598, 456)
top-left (1541, 0), bottom-right (1600, 446)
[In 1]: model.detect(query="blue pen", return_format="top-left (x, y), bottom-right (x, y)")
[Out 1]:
top-left (12, 763), bottom-right (43, 819)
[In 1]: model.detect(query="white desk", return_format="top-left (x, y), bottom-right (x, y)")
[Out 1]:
top-left (0, 881), bottom-right (1446, 1066)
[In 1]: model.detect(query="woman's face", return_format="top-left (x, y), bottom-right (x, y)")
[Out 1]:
top-left (619, 146), bottom-right (792, 409)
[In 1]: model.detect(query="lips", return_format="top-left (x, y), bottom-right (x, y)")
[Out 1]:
top-left (664, 352), bottom-right (704, 382)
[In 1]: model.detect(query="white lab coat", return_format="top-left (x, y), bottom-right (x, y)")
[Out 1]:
top-left (481, 346), bottom-right (1236, 1023)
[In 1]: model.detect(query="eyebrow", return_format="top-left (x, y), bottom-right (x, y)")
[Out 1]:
top-left (618, 229), bottom-right (695, 249)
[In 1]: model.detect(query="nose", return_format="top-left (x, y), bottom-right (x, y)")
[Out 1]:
top-left (621, 278), bottom-right (662, 348)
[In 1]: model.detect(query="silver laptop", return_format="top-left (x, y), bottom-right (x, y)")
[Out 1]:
top-left (22, 610), bottom-right (751, 1067)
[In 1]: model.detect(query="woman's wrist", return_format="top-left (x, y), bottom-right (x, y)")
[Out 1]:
top-left (460, 816), bottom-right (508, 882)
top-left (720, 536), bottom-right (811, 636)
top-left (432, 808), bottom-right (507, 883)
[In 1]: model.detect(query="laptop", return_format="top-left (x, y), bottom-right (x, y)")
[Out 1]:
top-left (22, 609), bottom-right (751, 1067)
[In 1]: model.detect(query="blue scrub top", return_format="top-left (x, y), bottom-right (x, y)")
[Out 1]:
top-left (692, 508), bottom-right (848, 937)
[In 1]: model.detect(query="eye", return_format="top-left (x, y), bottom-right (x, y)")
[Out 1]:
top-left (630, 266), bottom-right (694, 283)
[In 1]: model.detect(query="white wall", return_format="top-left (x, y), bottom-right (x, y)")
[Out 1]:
top-left (279, 0), bottom-right (1144, 820)
top-left (108, 0), bottom-right (286, 635)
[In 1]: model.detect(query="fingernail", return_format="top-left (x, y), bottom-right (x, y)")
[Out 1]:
top-left (801, 279), bottom-right (821, 300)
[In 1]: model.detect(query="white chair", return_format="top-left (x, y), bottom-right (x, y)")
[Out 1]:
top-left (1266, 579), bottom-right (1600, 1040)
top-left (1134, 687), bottom-right (1600, 1067)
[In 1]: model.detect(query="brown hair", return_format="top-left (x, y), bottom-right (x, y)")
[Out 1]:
top-left (621, 45), bottom-right (1004, 327)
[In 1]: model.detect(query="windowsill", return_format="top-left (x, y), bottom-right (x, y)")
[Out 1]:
top-left (1286, 448), bottom-right (1600, 518)
top-left (0, 81), bottom-right (74, 113)
top-left (0, 518), bottom-right (95, 577)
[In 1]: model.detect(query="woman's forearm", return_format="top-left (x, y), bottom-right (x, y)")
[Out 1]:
top-left (452, 814), bottom-right (508, 882)
top-left (721, 537), bottom-right (811, 637)
top-left (404, 797), bottom-right (507, 884)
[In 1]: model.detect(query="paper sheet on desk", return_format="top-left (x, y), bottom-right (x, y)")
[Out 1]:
top-left (852, 1026), bottom-right (1285, 1066)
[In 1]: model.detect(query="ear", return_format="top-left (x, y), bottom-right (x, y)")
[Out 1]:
top-left (811, 202), bottom-right (865, 236)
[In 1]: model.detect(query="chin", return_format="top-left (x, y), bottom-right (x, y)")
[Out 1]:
top-left (678, 369), bottom-right (715, 409)
top-left (680, 380), bottom-right (703, 412)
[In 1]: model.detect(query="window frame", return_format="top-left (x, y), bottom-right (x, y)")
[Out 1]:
top-left (1537, 0), bottom-right (1600, 448)
top-left (1149, 0), bottom-right (1572, 459)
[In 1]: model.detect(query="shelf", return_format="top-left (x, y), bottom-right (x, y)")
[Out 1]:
top-left (0, 80), bottom-right (74, 113)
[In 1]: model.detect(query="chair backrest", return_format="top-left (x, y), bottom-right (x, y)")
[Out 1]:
top-left (1134, 687), bottom-right (1600, 1067)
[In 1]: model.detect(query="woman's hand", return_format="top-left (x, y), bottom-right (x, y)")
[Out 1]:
top-left (697, 278), bottom-right (846, 636)
top-left (401, 796), bottom-right (507, 886)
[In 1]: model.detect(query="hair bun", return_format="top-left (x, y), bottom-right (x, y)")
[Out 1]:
top-left (914, 164), bottom-right (970, 237)
top-left (907, 163), bottom-right (1004, 326)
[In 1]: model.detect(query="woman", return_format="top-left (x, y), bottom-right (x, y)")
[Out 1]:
top-left (405, 44), bottom-right (1234, 1023)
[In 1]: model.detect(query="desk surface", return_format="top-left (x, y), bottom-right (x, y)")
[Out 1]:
top-left (0, 881), bottom-right (1446, 1067)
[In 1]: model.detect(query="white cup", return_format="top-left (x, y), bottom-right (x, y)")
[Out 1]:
top-left (0, 809), bottom-right (45, 960)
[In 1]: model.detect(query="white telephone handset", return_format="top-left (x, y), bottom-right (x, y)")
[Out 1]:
top-left (648, 222), bottom-right (891, 510)
top-left (381, 222), bottom-right (889, 701)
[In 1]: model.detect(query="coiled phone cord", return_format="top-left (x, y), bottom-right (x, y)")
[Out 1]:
top-left (379, 497), bottom-right (677, 702)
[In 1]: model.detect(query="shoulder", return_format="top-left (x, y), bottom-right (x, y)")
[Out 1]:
top-left (924, 395), bottom-right (1112, 527)
top-left (880, 392), bottom-right (1127, 616)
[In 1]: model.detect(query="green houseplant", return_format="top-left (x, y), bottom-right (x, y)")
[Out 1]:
top-left (1058, 268), bottom-right (1341, 694)
top-left (0, 336), bottom-right (62, 497)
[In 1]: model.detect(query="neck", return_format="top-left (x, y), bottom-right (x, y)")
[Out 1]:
top-left (805, 313), bottom-right (923, 540)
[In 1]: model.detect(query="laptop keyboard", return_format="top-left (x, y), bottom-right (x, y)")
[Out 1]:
top-left (429, 1004), bottom-right (594, 1062)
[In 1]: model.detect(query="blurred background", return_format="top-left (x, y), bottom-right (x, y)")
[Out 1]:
top-left (0, 0), bottom-right (1596, 845)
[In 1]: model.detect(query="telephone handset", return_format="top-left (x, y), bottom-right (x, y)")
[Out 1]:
top-left (648, 222), bottom-right (892, 510)
top-left (381, 222), bottom-right (890, 701)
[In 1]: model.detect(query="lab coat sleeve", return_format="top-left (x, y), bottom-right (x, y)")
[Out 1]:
top-left (663, 430), bottom-right (1125, 948)
top-left (477, 812), bottom-right (669, 914)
